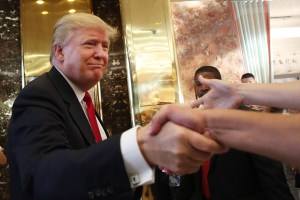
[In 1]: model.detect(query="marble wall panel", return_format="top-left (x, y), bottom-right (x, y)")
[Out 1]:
top-left (99, 53), bottom-right (132, 135)
top-left (93, 0), bottom-right (132, 135)
top-left (0, 0), bottom-right (21, 199)
top-left (171, 0), bottom-right (245, 102)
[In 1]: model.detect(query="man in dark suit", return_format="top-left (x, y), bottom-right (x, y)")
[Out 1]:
top-left (153, 66), bottom-right (294, 200)
top-left (7, 14), bottom-right (226, 200)
top-left (189, 66), bottom-right (294, 200)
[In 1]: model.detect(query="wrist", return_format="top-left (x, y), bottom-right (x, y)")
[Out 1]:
top-left (136, 124), bottom-right (155, 167)
top-left (235, 83), bottom-right (247, 106)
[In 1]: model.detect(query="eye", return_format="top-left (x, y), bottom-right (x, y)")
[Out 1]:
top-left (102, 43), bottom-right (109, 51)
top-left (82, 40), bottom-right (97, 48)
top-left (195, 81), bottom-right (201, 86)
top-left (82, 43), bottom-right (93, 48)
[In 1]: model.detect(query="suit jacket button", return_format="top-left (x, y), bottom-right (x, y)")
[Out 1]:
top-left (94, 188), bottom-right (101, 197)
top-left (107, 186), bottom-right (114, 194)
top-left (87, 191), bottom-right (95, 199)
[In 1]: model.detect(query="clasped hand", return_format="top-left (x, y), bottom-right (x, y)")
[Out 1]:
top-left (137, 103), bottom-right (228, 175)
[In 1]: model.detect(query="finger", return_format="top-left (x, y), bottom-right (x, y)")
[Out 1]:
top-left (185, 140), bottom-right (213, 166)
top-left (188, 130), bottom-right (229, 154)
top-left (187, 149), bottom-right (212, 161)
top-left (190, 98), bottom-right (204, 108)
top-left (167, 132), bottom-right (213, 174)
top-left (155, 124), bottom-right (210, 174)
top-left (175, 164), bottom-right (202, 175)
top-left (150, 104), bottom-right (196, 135)
top-left (149, 105), bottom-right (172, 135)
top-left (199, 75), bottom-right (212, 86)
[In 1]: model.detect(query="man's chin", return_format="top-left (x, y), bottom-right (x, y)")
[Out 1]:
top-left (90, 71), bottom-right (103, 81)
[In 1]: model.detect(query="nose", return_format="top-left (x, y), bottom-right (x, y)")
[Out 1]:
top-left (94, 44), bottom-right (108, 59)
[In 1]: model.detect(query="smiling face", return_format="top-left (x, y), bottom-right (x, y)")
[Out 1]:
top-left (54, 27), bottom-right (109, 91)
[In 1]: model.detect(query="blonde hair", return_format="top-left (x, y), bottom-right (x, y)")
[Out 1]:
top-left (50, 13), bottom-right (117, 64)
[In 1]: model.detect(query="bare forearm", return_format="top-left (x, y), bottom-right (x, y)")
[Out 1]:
top-left (205, 110), bottom-right (300, 167)
top-left (238, 81), bottom-right (300, 109)
top-left (150, 104), bottom-right (300, 167)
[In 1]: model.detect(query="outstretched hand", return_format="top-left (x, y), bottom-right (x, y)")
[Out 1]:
top-left (191, 76), bottom-right (243, 109)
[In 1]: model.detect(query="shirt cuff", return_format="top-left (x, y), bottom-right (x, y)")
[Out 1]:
top-left (120, 125), bottom-right (155, 188)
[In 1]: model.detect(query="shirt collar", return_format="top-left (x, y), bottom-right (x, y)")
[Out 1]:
top-left (54, 66), bottom-right (85, 102)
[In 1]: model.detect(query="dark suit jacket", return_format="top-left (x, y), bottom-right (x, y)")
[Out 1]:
top-left (8, 67), bottom-right (136, 200)
top-left (153, 149), bottom-right (294, 200)
top-left (192, 150), bottom-right (295, 200)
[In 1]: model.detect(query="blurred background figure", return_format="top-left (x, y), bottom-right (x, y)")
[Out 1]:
top-left (241, 73), bottom-right (256, 83)
top-left (241, 73), bottom-right (266, 112)
top-left (0, 146), bottom-right (7, 165)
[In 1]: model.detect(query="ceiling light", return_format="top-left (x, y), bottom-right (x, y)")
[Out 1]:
top-left (67, 0), bottom-right (75, 2)
top-left (41, 11), bottom-right (48, 15)
top-left (36, 0), bottom-right (44, 4)
top-left (69, 9), bottom-right (76, 13)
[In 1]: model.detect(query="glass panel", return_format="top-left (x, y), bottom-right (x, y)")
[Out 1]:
top-left (120, 0), bottom-right (180, 126)
top-left (135, 51), bottom-right (175, 106)
top-left (129, 1), bottom-right (170, 52)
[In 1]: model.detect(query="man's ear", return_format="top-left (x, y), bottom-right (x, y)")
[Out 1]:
top-left (54, 45), bottom-right (64, 62)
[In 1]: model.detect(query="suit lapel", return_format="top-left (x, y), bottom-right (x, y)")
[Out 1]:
top-left (69, 102), bottom-right (95, 144)
top-left (48, 67), bottom-right (95, 145)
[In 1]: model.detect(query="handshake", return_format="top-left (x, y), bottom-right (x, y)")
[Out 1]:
top-left (136, 76), bottom-right (300, 173)
top-left (136, 103), bottom-right (228, 175)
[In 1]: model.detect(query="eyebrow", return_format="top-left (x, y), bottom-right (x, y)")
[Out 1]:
top-left (81, 36), bottom-right (109, 44)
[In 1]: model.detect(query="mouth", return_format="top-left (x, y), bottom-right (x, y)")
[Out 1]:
top-left (88, 64), bottom-right (103, 68)
top-left (198, 90), bottom-right (208, 98)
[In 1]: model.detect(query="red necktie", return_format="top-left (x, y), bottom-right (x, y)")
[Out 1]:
top-left (201, 159), bottom-right (210, 199)
top-left (83, 92), bottom-right (102, 142)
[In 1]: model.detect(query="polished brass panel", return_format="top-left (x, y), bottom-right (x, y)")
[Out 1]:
top-left (20, 0), bottom-right (92, 84)
top-left (120, 0), bottom-right (180, 125)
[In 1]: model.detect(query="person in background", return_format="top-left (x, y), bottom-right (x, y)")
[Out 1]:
top-left (241, 72), bottom-right (266, 112)
top-left (7, 13), bottom-right (225, 200)
top-left (169, 66), bottom-right (294, 200)
top-left (0, 146), bottom-right (6, 165)
top-left (241, 72), bottom-right (256, 83)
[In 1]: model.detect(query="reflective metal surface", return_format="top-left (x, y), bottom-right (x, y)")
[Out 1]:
top-left (20, 0), bottom-right (92, 84)
top-left (120, 0), bottom-right (180, 125)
